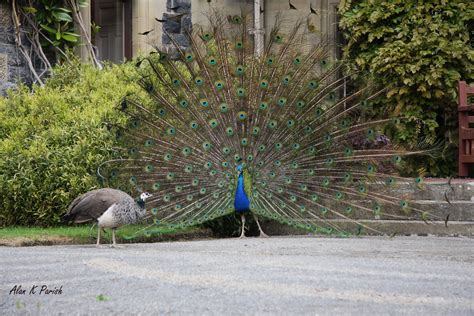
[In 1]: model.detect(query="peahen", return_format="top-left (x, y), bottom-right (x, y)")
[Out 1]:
top-left (99, 13), bottom-right (439, 238)
top-left (64, 189), bottom-right (152, 246)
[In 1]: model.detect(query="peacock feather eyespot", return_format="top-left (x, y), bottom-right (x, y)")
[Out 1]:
top-left (200, 99), bottom-right (209, 107)
top-left (274, 160), bottom-right (281, 167)
top-left (241, 138), bottom-right (248, 146)
top-left (293, 56), bottom-right (302, 65)
top-left (208, 57), bottom-right (218, 66)
top-left (226, 192), bottom-right (232, 198)
top-left (186, 194), bottom-right (193, 201)
top-left (358, 184), bottom-right (367, 194)
top-left (311, 194), bottom-right (319, 202)
top-left (307, 80), bottom-right (319, 89)
top-left (335, 192), bottom-right (344, 200)
top-left (327, 92), bottom-right (336, 101)
top-left (292, 143), bottom-right (300, 150)
top-left (129, 176), bottom-right (137, 184)
top-left (151, 208), bottom-right (158, 215)
top-left (202, 33), bottom-right (212, 41)
top-left (282, 75), bottom-right (290, 85)
top-left (322, 177), bottom-right (330, 187)
top-left (285, 177), bottom-right (292, 184)
top-left (174, 204), bottom-right (182, 211)
top-left (252, 127), bottom-right (260, 135)
top-left (259, 79), bottom-right (269, 89)
top-left (296, 100), bottom-right (306, 109)
top-left (166, 127), bottom-right (176, 136)
top-left (324, 134), bottom-right (332, 143)
top-left (237, 88), bottom-right (246, 97)
top-left (266, 192), bottom-right (272, 198)
top-left (344, 172), bottom-right (352, 183)
top-left (144, 139), bottom-right (154, 147)
top-left (215, 80), bottom-right (225, 90)
top-left (199, 187), bottom-right (207, 194)
top-left (194, 77), bottom-right (204, 86)
top-left (172, 78), bottom-right (180, 86)
top-left (184, 165), bottom-right (193, 173)
top-left (222, 147), bottom-right (231, 155)
top-left (247, 154), bottom-right (253, 161)
top-left (129, 148), bottom-right (138, 155)
top-left (274, 34), bottom-right (283, 43)
top-left (185, 53), bottom-right (193, 62)
top-left (213, 192), bottom-right (220, 199)
top-left (237, 111), bottom-right (247, 120)
top-left (300, 184), bottom-right (308, 191)
top-left (291, 162), bottom-right (299, 169)
top-left (166, 172), bottom-right (175, 180)
top-left (308, 146), bottom-right (316, 155)
top-left (304, 126), bottom-right (312, 134)
top-left (192, 178), bottom-right (199, 186)
top-left (344, 147), bottom-right (353, 157)
top-left (278, 97), bottom-right (287, 107)
top-left (290, 195), bottom-right (297, 202)
top-left (226, 127), bottom-right (234, 136)
top-left (277, 187), bottom-right (284, 193)
top-left (152, 182), bottom-right (160, 190)
top-left (367, 128), bottom-right (375, 139)
top-left (320, 207), bottom-right (328, 215)
top-left (399, 200), bottom-right (409, 210)
top-left (415, 177), bottom-right (424, 185)
top-left (130, 120), bottom-right (140, 128)
top-left (261, 181), bottom-right (267, 188)
top-left (286, 119), bottom-right (295, 128)
top-left (145, 164), bottom-right (154, 172)
top-left (220, 103), bottom-right (228, 113)
top-left (315, 108), bottom-right (324, 117)
top-left (175, 185), bottom-right (183, 193)
top-left (268, 120), bottom-right (277, 129)
top-left (178, 99), bottom-right (188, 108)
top-left (259, 102), bottom-right (268, 110)
top-left (182, 147), bottom-right (192, 156)
top-left (233, 154), bottom-right (241, 161)
top-left (257, 161), bottom-right (264, 167)
top-left (275, 143), bottom-right (282, 150)
top-left (163, 194), bottom-right (171, 202)
top-left (209, 119), bottom-right (218, 128)
top-left (235, 41), bottom-right (243, 49)
top-left (218, 180), bottom-right (225, 188)
top-left (392, 155), bottom-right (402, 164)
top-left (164, 153), bottom-right (173, 161)
top-left (204, 161), bottom-right (213, 169)
top-left (269, 171), bottom-right (276, 178)
top-left (367, 164), bottom-right (376, 174)
top-left (189, 121), bottom-right (199, 129)
top-left (325, 158), bottom-right (334, 167)
top-left (299, 205), bottom-right (306, 212)
top-left (266, 57), bottom-right (274, 65)
top-left (222, 161), bottom-right (229, 168)
top-left (235, 65), bottom-right (244, 75)
top-left (345, 206), bottom-right (353, 214)
top-left (386, 177), bottom-right (396, 186)
top-left (307, 169), bottom-right (315, 176)
top-left (258, 145), bottom-right (266, 152)
top-left (158, 108), bottom-right (167, 116)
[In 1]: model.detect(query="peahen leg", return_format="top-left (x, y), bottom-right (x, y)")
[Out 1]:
top-left (111, 228), bottom-right (117, 247)
top-left (96, 227), bottom-right (101, 247)
top-left (239, 214), bottom-right (246, 238)
top-left (253, 213), bottom-right (269, 238)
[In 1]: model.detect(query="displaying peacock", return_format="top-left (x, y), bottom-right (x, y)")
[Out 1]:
top-left (99, 13), bottom-right (440, 238)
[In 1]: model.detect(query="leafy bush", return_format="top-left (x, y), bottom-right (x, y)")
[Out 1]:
top-left (339, 0), bottom-right (474, 176)
top-left (0, 59), bottom-right (143, 226)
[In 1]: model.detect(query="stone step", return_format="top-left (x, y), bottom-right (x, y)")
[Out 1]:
top-left (263, 220), bottom-right (474, 237)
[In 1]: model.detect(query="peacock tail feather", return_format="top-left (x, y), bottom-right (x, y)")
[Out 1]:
top-left (100, 13), bottom-right (440, 235)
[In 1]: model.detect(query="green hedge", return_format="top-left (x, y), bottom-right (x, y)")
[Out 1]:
top-left (339, 0), bottom-right (474, 176)
top-left (0, 60), bottom-right (143, 226)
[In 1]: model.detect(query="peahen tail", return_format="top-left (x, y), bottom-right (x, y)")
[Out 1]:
top-left (99, 12), bottom-right (441, 236)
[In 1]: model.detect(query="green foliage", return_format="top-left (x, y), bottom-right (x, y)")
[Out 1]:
top-left (0, 59), bottom-right (143, 227)
top-left (339, 0), bottom-right (474, 176)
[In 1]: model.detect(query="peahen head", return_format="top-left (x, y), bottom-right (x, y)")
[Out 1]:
top-left (140, 192), bottom-right (152, 202)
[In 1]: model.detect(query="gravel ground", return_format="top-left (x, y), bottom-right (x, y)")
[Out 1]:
top-left (0, 236), bottom-right (473, 315)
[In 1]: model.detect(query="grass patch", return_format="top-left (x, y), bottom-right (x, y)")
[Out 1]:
top-left (0, 225), bottom-right (212, 247)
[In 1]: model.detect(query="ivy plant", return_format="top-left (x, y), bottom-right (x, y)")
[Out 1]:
top-left (339, 0), bottom-right (474, 176)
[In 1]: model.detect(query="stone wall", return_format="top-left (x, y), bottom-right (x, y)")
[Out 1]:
top-left (0, 2), bottom-right (33, 96)
top-left (162, 0), bottom-right (192, 55)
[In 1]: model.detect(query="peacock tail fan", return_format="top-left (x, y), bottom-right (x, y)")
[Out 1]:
top-left (98, 12), bottom-right (441, 238)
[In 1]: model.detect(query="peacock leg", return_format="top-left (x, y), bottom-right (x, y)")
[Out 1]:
top-left (96, 226), bottom-right (101, 247)
top-left (111, 228), bottom-right (117, 247)
top-left (239, 213), bottom-right (246, 238)
top-left (253, 213), bottom-right (269, 238)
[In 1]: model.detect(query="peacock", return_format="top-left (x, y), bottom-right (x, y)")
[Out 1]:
top-left (99, 13), bottom-right (440, 238)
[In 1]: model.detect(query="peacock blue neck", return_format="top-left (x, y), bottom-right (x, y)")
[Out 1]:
top-left (234, 171), bottom-right (250, 213)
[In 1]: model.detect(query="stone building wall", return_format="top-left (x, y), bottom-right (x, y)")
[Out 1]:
top-left (0, 2), bottom-right (33, 96)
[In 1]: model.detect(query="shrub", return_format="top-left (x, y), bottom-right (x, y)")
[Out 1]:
top-left (0, 59), bottom-right (143, 226)
top-left (339, 0), bottom-right (474, 176)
